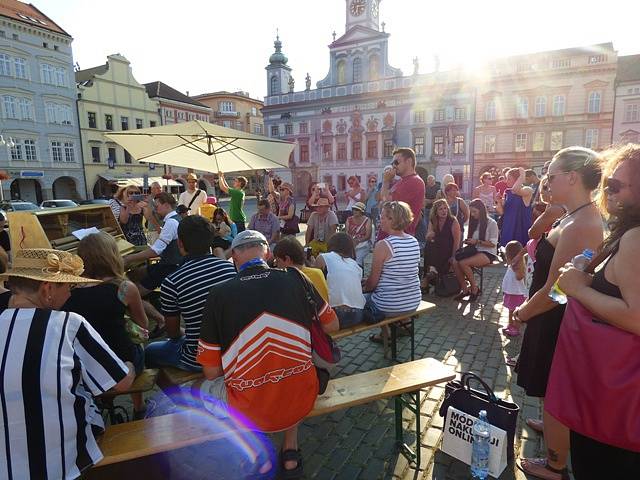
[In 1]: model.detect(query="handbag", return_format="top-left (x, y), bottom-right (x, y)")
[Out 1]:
top-left (281, 215), bottom-right (300, 234)
top-left (435, 272), bottom-right (460, 297)
top-left (454, 245), bottom-right (478, 261)
top-left (439, 372), bottom-right (520, 459)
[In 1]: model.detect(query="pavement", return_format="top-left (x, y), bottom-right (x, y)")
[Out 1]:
top-left (105, 263), bottom-right (551, 479)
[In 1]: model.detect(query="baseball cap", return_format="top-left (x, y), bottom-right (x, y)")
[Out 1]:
top-left (230, 229), bottom-right (268, 250)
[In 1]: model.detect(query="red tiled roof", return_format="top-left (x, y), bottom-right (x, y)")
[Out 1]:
top-left (0, 0), bottom-right (70, 36)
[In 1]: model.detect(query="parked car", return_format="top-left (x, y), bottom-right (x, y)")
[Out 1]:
top-left (0, 200), bottom-right (40, 212)
top-left (40, 199), bottom-right (78, 208)
top-left (79, 198), bottom-right (110, 205)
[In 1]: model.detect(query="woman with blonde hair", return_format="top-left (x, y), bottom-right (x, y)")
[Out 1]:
top-left (110, 184), bottom-right (148, 246)
top-left (345, 175), bottom-right (366, 211)
top-left (64, 232), bottom-right (149, 417)
top-left (0, 248), bottom-right (133, 478)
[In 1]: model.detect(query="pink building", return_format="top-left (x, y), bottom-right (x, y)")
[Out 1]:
top-left (612, 55), bottom-right (640, 144)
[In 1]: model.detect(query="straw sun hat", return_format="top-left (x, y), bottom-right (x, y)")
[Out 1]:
top-left (3, 248), bottom-right (97, 284)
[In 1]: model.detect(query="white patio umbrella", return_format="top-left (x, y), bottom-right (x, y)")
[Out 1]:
top-left (104, 120), bottom-right (293, 174)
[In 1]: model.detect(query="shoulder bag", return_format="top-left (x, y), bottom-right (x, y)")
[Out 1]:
top-left (187, 189), bottom-right (203, 211)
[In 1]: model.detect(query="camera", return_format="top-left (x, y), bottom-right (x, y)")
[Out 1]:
top-left (130, 194), bottom-right (145, 202)
top-left (304, 247), bottom-right (312, 261)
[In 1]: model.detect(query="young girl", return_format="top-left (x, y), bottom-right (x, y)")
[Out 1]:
top-left (502, 240), bottom-right (528, 337)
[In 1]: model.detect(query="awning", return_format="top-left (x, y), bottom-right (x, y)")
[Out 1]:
top-left (97, 174), bottom-right (182, 187)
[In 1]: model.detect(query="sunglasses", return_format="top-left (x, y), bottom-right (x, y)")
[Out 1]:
top-left (605, 177), bottom-right (631, 194)
top-left (545, 171), bottom-right (571, 182)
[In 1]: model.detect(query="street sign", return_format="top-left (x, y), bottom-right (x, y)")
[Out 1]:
top-left (20, 170), bottom-right (44, 178)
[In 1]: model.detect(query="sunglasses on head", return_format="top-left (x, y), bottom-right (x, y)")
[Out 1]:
top-left (605, 177), bottom-right (631, 194)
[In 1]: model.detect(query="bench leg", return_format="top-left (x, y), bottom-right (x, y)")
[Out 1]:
top-left (390, 323), bottom-right (397, 361)
top-left (410, 317), bottom-right (415, 361)
top-left (394, 391), bottom-right (421, 467)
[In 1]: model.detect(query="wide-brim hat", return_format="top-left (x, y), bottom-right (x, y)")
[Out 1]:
top-left (186, 173), bottom-right (198, 181)
top-left (312, 197), bottom-right (330, 208)
top-left (2, 248), bottom-right (98, 284)
top-left (351, 202), bottom-right (366, 212)
top-left (280, 182), bottom-right (293, 194)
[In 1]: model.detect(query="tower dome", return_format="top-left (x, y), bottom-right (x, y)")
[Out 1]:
top-left (269, 35), bottom-right (288, 65)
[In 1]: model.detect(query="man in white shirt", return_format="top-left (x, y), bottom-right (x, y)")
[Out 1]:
top-left (178, 173), bottom-right (207, 215)
top-left (124, 192), bottom-right (183, 295)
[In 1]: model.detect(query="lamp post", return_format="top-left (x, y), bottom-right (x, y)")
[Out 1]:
top-left (0, 135), bottom-right (16, 201)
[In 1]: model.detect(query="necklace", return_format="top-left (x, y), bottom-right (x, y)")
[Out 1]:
top-left (552, 201), bottom-right (594, 228)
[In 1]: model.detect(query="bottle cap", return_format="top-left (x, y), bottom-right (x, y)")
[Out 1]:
top-left (582, 249), bottom-right (594, 259)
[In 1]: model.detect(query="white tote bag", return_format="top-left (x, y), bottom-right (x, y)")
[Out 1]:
top-left (441, 406), bottom-right (508, 478)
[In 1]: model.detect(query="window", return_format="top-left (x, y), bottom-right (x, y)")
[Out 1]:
top-left (253, 123), bottom-right (263, 134)
top-left (585, 129), bottom-right (598, 149)
top-left (63, 142), bottom-right (75, 162)
top-left (323, 143), bottom-right (332, 161)
top-left (337, 60), bottom-right (346, 85)
top-left (136, 118), bottom-right (143, 129)
top-left (516, 96), bottom-right (528, 118)
top-left (533, 132), bottom-right (545, 151)
top-left (124, 149), bottom-right (132, 163)
top-left (0, 54), bottom-right (10, 76)
top-left (352, 141), bottom-right (361, 160)
top-left (434, 109), bottom-right (445, 122)
top-left (55, 67), bottom-right (66, 87)
top-left (41, 64), bottom-right (66, 86)
top-left (454, 108), bottom-right (466, 121)
top-left (24, 139), bottom-right (36, 161)
top-left (105, 114), bottom-right (113, 130)
top-left (299, 122), bottom-right (308, 134)
top-left (433, 135), bottom-right (444, 155)
top-left (270, 76), bottom-right (279, 95)
top-left (251, 107), bottom-right (257, 116)
top-left (588, 91), bottom-right (601, 113)
top-left (285, 124), bottom-right (293, 135)
top-left (535, 96), bottom-right (546, 117)
top-left (271, 125), bottom-right (279, 137)
top-left (2, 95), bottom-right (18, 118)
top-left (19, 98), bottom-right (33, 120)
top-left (150, 120), bottom-right (157, 128)
top-left (45, 102), bottom-right (70, 124)
top-left (10, 140), bottom-right (23, 161)
top-left (550, 131), bottom-right (563, 151)
top-left (300, 144), bottom-right (309, 162)
top-left (484, 135), bottom-right (496, 153)
top-left (91, 146), bottom-right (100, 163)
top-left (121, 116), bottom-right (129, 130)
top-left (337, 142), bottom-right (347, 160)
top-left (414, 111), bottom-right (425, 123)
top-left (353, 58), bottom-right (362, 83)
top-left (383, 139), bottom-right (394, 157)
top-left (45, 101), bottom-right (56, 123)
top-left (369, 54), bottom-right (380, 80)
top-left (453, 135), bottom-right (465, 154)
top-left (625, 104), bottom-right (640, 122)
top-left (515, 133), bottom-right (528, 152)
top-left (588, 55), bottom-right (606, 64)
top-left (220, 101), bottom-right (234, 112)
top-left (367, 139), bottom-right (378, 159)
top-left (552, 95), bottom-right (565, 116)
top-left (235, 121), bottom-right (243, 130)
top-left (14, 57), bottom-right (27, 79)
top-left (485, 100), bottom-right (496, 121)
top-left (413, 136), bottom-right (424, 155)
top-left (88, 112), bottom-right (97, 128)
top-left (59, 105), bottom-right (72, 125)
top-left (552, 58), bottom-right (571, 69)
top-left (51, 141), bottom-right (63, 162)
top-left (108, 148), bottom-right (116, 165)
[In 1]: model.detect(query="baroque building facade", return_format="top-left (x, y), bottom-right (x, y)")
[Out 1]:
top-left (0, 0), bottom-right (84, 202)
top-left (612, 54), bottom-right (640, 145)
top-left (261, 0), bottom-right (475, 199)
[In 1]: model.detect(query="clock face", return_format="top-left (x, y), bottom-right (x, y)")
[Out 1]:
top-left (371, 0), bottom-right (379, 17)
top-left (350, 0), bottom-right (366, 16)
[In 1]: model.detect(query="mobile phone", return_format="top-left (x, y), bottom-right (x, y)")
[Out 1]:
top-left (131, 194), bottom-right (145, 202)
top-left (317, 182), bottom-right (326, 190)
top-left (304, 247), bottom-right (312, 260)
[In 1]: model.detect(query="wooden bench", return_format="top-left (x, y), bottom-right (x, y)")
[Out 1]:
top-left (97, 369), bottom-right (159, 424)
top-left (330, 300), bottom-right (435, 361)
top-left (92, 357), bottom-right (455, 472)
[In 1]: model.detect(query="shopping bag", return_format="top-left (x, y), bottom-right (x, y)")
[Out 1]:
top-left (439, 372), bottom-right (519, 459)
top-left (442, 406), bottom-right (508, 478)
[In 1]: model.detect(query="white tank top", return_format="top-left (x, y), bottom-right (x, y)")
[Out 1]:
top-left (321, 251), bottom-right (366, 309)
top-left (501, 265), bottom-right (529, 296)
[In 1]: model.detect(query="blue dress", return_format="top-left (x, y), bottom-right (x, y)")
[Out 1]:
top-left (499, 190), bottom-right (532, 247)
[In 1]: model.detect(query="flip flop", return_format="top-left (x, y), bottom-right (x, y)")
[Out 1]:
top-left (280, 449), bottom-right (304, 479)
top-left (526, 418), bottom-right (544, 434)
top-left (517, 457), bottom-right (569, 480)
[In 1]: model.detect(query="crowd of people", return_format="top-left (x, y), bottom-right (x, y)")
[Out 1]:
top-left (0, 142), bottom-right (638, 479)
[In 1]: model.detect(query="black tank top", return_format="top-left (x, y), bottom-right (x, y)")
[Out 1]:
top-left (591, 248), bottom-right (622, 299)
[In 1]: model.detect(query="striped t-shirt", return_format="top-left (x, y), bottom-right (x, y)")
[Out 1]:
top-left (371, 234), bottom-right (422, 313)
top-left (0, 308), bottom-right (128, 479)
top-left (161, 255), bottom-right (237, 369)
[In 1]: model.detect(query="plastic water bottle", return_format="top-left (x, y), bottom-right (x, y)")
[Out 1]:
top-left (548, 249), bottom-right (594, 304)
top-left (471, 410), bottom-right (491, 479)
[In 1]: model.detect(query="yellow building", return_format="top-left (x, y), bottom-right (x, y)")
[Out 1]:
top-left (76, 54), bottom-right (174, 198)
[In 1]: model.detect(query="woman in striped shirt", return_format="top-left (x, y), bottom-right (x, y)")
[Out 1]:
top-left (364, 201), bottom-right (422, 342)
top-left (0, 248), bottom-right (134, 479)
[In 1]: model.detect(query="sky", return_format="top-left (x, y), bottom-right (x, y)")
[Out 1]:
top-left (41, 0), bottom-right (640, 101)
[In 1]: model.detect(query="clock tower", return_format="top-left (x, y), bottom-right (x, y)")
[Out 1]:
top-left (345, 0), bottom-right (380, 32)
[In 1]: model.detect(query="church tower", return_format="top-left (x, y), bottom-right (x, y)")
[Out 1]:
top-left (265, 34), bottom-right (292, 96)
top-left (345, 0), bottom-right (380, 32)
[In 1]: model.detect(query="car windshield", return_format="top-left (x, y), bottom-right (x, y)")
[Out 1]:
top-left (14, 203), bottom-right (38, 210)
top-left (54, 201), bottom-right (75, 207)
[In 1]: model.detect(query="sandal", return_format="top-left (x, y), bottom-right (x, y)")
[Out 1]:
top-left (517, 457), bottom-right (569, 480)
top-left (505, 356), bottom-right (518, 367)
top-left (280, 449), bottom-right (304, 479)
top-left (526, 418), bottom-right (544, 434)
top-left (469, 288), bottom-right (482, 302)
